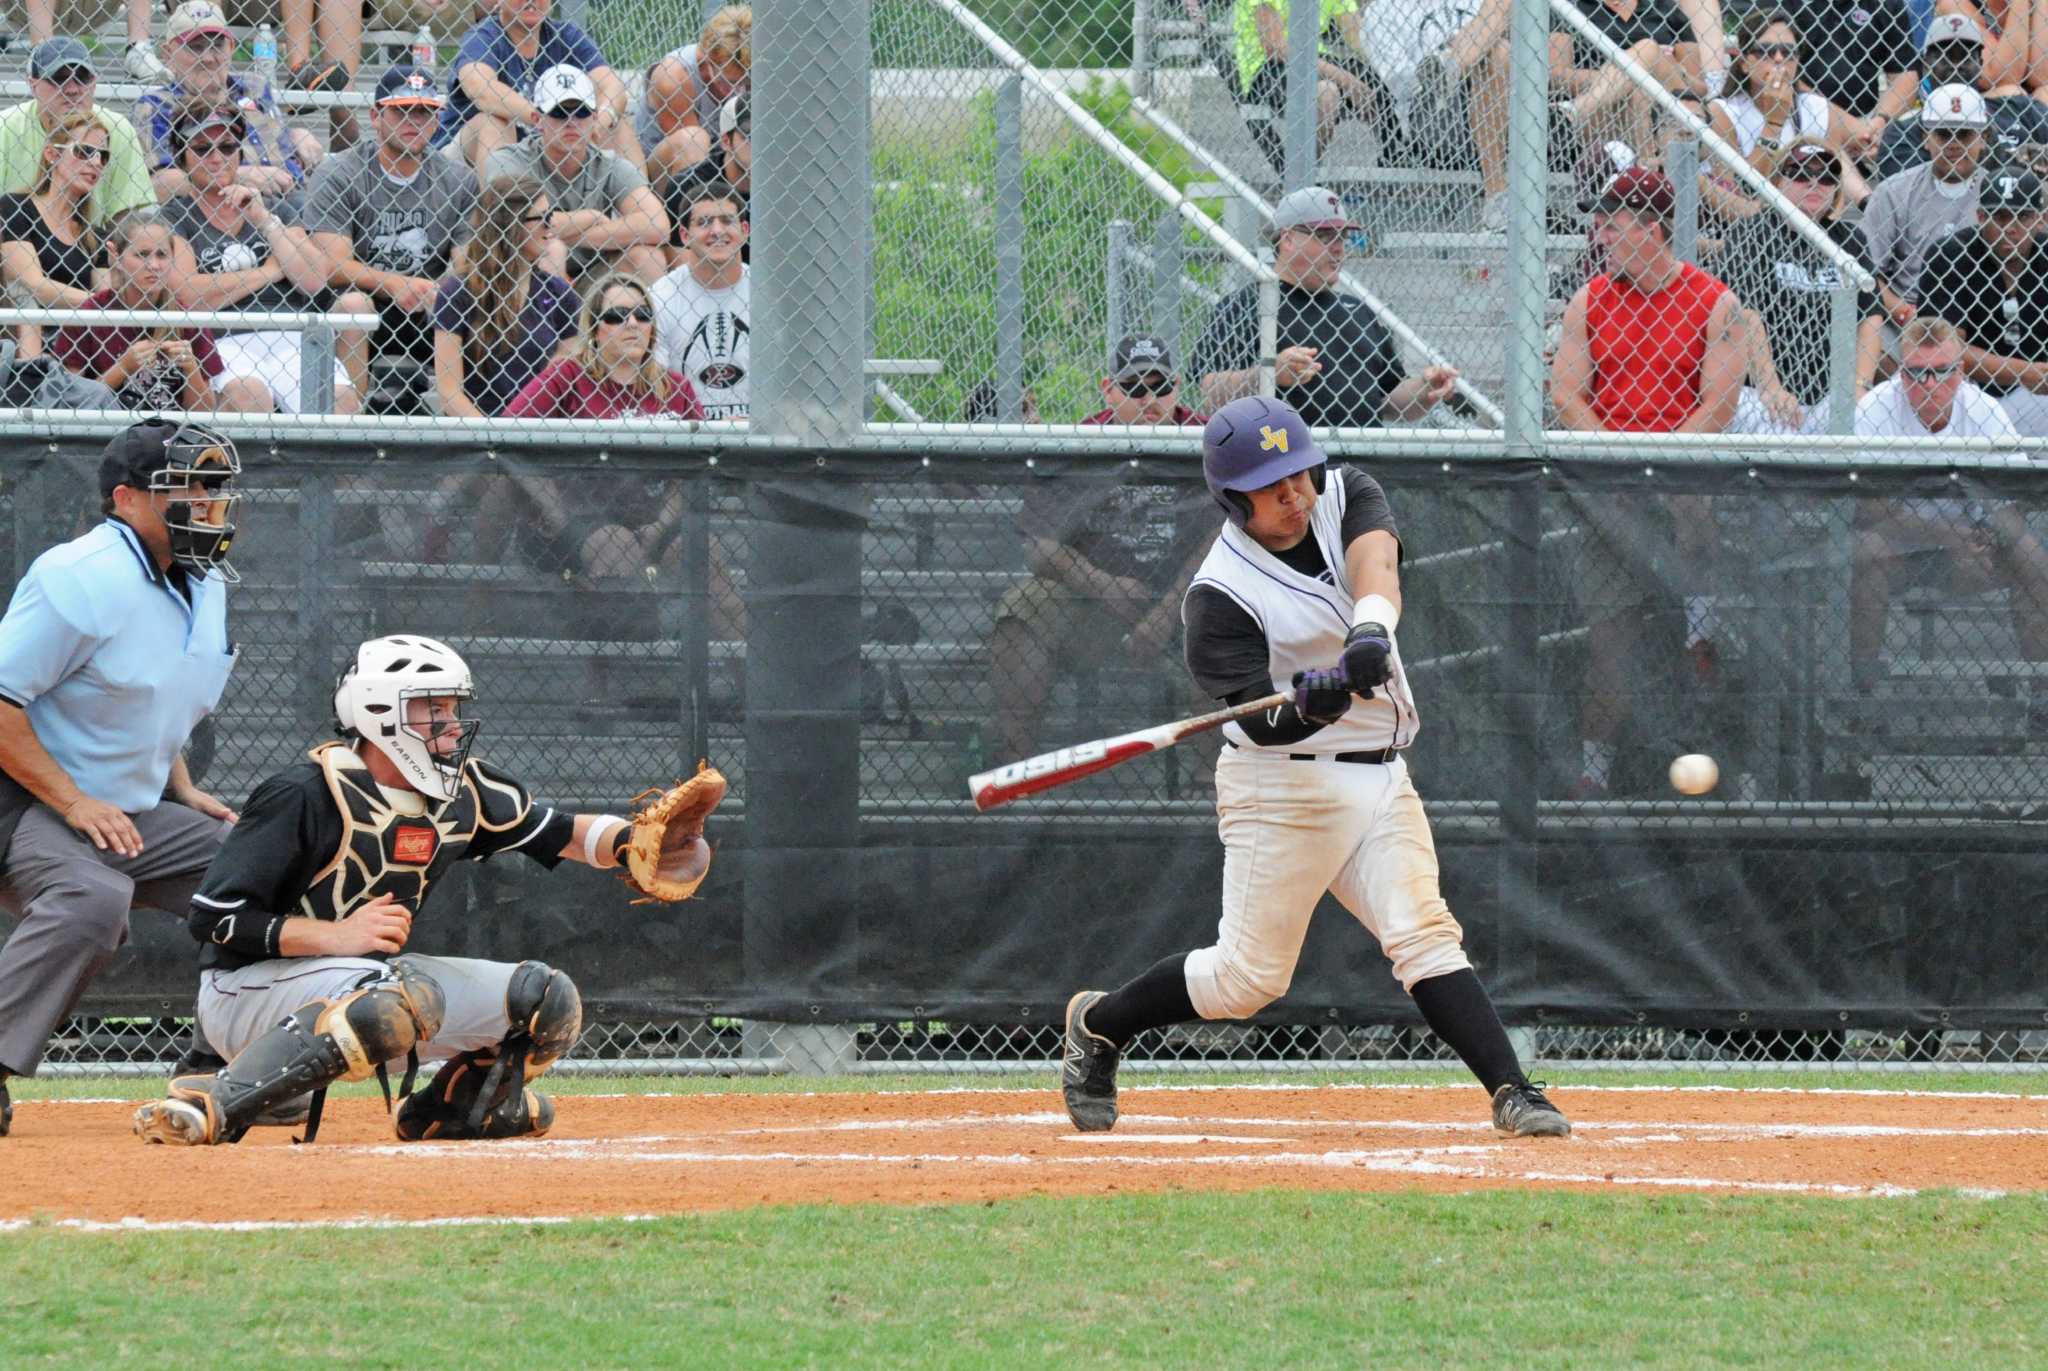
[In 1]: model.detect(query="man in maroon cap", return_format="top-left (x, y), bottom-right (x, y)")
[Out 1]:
top-left (1551, 166), bottom-right (1745, 799)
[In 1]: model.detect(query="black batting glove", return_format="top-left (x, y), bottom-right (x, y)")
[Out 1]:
top-left (1340, 622), bottom-right (1393, 694)
top-left (1290, 667), bottom-right (1354, 726)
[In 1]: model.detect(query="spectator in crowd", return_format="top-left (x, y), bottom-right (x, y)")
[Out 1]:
top-left (0, 418), bottom-right (242, 1140)
top-left (0, 40), bottom-right (154, 228)
top-left (482, 65), bottom-right (668, 286)
top-left (433, 173), bottom-right (578, 416)
top-left (1190, 186), bottom-right (1457, 427)
top-left (439, 0), bottom-right (641, 172)
top-left (1229, 0), bottom-right (1391, 158)
top-left (1703, 10), bottom-right (1872, 217)
top-left (1552, 0), bottom-right (1731, 157)
top-left (163, 105), bottom-right (367, 416)
top-left (500, 274), bottom-right (703, 585)
top-left (1360, 0), bottom-right (1513, 228)
top-left (1, 113), bottom-right (106, 366)
top-left (26, 0), bottom-right (166, 83)
top-left (1862, 83), bottom-right (1990, 332)
top-left (1784, 0), bottom-right (1919, 129)
top-left (963, 376), bottom-right (1042, 423)
top-left (1717, 143), bottom-right (1883, 433)
top-left (1930, 0), bottom-right (2048, 98)
top-left (637, 4), bottom-right (751, 194)
top-left (1915, 166), bottom-right (2048, 432)
top-left (280, 0), bottom-right (414, 153)
top-left (305, 65), bottom-right (477, 416)
top-left (665, 92), bottom-right (749, 265)
top-left (1549, 168), bottom-right (1743, 798)
top-left (52, 210), bottom-right (255, 412)
top-left (989, 334), bottom-right (1209, 763)
top-left (1849, 315), bottom-right (2048, 712)
top-left (650, 185), bottom-right (749, 420)
top-left (1876, 14), bottom-right (2048, 178)
top-left (137, 2), bottom-right (320, 202)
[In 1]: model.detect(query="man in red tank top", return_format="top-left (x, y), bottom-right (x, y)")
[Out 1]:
top-left (1550, 168), bottom-right (1746, 799)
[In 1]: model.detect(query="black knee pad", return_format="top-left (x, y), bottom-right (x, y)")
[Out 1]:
top-left (505, 959), bottom-right (582, 1077)
top-left (316, 959), bottom-right (447, 1082)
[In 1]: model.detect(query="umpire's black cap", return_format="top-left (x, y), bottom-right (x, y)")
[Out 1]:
top-left (97, 418), bottom-right (183, 498)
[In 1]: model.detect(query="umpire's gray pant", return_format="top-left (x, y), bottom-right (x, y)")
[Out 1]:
top-left (0, 802), bottom-right (227, 1076)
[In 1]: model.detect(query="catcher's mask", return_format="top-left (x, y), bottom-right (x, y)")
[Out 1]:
top-left (100, 419), bottom-right (243, 582)
top-left (333, 635), bottom-right (481, 802)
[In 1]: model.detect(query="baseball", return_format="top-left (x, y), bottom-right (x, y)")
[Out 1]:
top-left (1668, 753), bottom-right (1719, 796)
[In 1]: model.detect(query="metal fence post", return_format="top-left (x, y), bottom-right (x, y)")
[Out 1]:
top-left (995, 72), bottom-right (1026, 424)
top-left (1668, 137), bottom-right (1700, 265)
top-left (1132, 0), bottom-right (1155, 103)
top-left (1153, 209), bottom-right (1184, 364)
top-left (1828, 284), bottom-right (1857, 436)
top-left (1503, 0), bottom-right (1551, 453)
top-left (1284, 0), bottom-right (1319, 191)
top-left (1107, 218), bottom-right (1133, 361)
top-left (299, 322), bottom-right (336, 416)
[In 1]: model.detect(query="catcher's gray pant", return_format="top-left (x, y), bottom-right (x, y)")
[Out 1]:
top-left (0, 801), bottom-right (227, 1076)
top-left (197, 955), bottom-right (521, 1068)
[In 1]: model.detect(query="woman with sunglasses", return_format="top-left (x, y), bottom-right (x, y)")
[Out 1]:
top-left (2, 113), bottom-right (107, 360)
top-left (500, 273), bottom-right (702, 585)
top-left (433, 175), bottom-right (579, 417)
top-left (1704, 9), bottom-right (1870, 216)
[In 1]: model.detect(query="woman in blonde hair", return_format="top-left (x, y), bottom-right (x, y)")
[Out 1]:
top-left (2, 112), bottom-right (109, 359)
top-left (432, 174), bottom-right (579, 417)
top-left (502, 273), bottom-right (702, 582)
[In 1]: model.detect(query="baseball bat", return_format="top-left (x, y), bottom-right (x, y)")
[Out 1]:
top-left (967, 689), bottom-right (1290, 811)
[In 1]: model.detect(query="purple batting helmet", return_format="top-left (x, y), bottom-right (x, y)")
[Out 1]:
top-left (1201, 396), bottom-right (1327, 526)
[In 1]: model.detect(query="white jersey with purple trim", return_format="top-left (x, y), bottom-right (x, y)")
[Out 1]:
top-left (1185, 473), bottom-right (1421, 754)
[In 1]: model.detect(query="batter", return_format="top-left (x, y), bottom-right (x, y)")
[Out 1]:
top-left (1060, 396), bottom-right (1571, 1139)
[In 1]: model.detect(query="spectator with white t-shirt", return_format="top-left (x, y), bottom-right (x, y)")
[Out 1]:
top-left (481, 64), bottom-right (668, 286)
top-left (1860, 83), bottom-right (1990, 339)
top-left (1849, 315), bottom-right (2048, 716)
top-left (304, 65), bottom-right (479, 415)
top-left (651, 185), bottom-right (748, 420)
top-left (162, 106), bottom-right (366, 414)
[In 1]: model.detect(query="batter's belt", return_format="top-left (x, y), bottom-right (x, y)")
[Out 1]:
top-left (1223, 739), bottom-right (1398, 763)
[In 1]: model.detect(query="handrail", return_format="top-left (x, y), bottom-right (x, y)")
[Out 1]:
top-left (0, 78), bottom-right (371, 109)
top-left (0, 307), bottom-right (380, 329)
top-left (1546, 0), bottom-right (1876, 291)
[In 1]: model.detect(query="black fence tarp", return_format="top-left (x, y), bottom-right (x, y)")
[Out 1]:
top-left (5, 439), bottom-right (2046, 1032)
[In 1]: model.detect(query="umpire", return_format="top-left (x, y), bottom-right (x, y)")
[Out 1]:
top-left (0, 419), bottom-right (243, 1136)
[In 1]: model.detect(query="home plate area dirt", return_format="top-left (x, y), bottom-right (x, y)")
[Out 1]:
top-left (5, 1085), bottom-right (2045, 1226)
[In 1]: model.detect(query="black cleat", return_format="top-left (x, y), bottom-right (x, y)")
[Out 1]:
top-left (1492, 1080), bottom-right (1571, 1137)
top-left (1060, 991), bottom-right (1121, 1133)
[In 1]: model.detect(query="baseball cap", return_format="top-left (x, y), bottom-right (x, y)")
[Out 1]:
top-left (1594, 165), bottom-right (1676, 218)
top-left (169, 103), bottom-right (247, 153)
top-left (532, 63), bottom-right (597, 116)
top-left (1271, 185), bottom-right (1357, 233)
top-left (718, 91), bottom-right (750, 138)
top-left (1924, 12), bottom-right (1985, 48)
top-left (165, 0), bottom-right (231, 47)
top-left (1575, 138), bottom-right (1639, 211)
top-left (1109, 334), bottom-right (1175, 384)
top-left (1774, 142), bottom-right (1840, 184)
top-left (1922, 82), bottom-right (1991, 131)
top-left (374, 63), bottom-right (444, 108)
top-left (29, 37), bottom-right (96, 80)
top-left (1980, 167), bottom-right (2044, 212)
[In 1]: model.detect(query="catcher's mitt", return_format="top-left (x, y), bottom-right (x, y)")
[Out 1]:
top-left (623, 761), bottom-right (728, 902)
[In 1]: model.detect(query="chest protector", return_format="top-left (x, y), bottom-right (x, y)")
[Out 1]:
top-left (297, 742), bottom-right (534, 921)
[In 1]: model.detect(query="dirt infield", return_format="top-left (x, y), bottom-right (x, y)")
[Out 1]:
top-left (5, 1084), bottom-right (2044, 1226)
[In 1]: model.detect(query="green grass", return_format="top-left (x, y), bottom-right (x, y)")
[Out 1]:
top-left (5, 1190), bottom-right (2046, 1367)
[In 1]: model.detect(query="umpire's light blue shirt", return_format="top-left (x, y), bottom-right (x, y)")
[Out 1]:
top-left (0, 519), bottom-right (237, 812)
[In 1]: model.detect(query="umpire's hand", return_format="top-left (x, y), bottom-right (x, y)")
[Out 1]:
top-left (1290, 668), bottom-right (1354, 726)
top-left (1340, 622), bottom-right (1393, 692)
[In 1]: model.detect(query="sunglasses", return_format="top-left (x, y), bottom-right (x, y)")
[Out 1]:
top-left (185, 138), bottom-right (237, 159)
top-left (1900, 362), bottom-right (1960, 383)
top-left (1117, 375), bottom-right (1176, 397)
top-left (1746, 42), bottom-right (1797, 59)
top-left (42, 67), bottom-right (94, 88)
top-left (596, 305), bottom-right (653, 325)
top-left (1926, 127), bottom-right (1983, 141)
top-left (544, 105), bottom-right (594, 120)
top-left (67, 144), bottom-right (109, 163)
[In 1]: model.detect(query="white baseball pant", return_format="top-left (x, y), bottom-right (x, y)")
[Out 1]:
top-left (1184, 748), bottom-right (1471, 1020)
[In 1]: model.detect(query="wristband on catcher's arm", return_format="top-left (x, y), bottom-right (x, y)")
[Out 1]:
top-left (201, 911), bottom-right (285, 959)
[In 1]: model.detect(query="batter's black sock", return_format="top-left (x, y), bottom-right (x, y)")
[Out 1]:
top-left (1087, 953), bottom-right (1197, 1049)
top-left (1409, 969), bottom-right (1527, 1097)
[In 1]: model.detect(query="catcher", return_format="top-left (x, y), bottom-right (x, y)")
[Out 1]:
top-left (132, 633), bottom-right (726, 1146)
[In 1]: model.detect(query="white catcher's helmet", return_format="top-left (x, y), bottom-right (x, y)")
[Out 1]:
top-left (332, 635), bottom-right (480, 802)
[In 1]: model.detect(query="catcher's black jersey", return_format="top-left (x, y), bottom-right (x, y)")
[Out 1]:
top-left (188, 742), bottom-right (575, 970)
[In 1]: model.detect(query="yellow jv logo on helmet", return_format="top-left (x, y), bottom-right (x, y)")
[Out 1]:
top-left (1258, 424), bottom-right (1289, 453)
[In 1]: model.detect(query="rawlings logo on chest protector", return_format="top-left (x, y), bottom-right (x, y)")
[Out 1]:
top-left (391, 824), bottom-right (438, 866)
